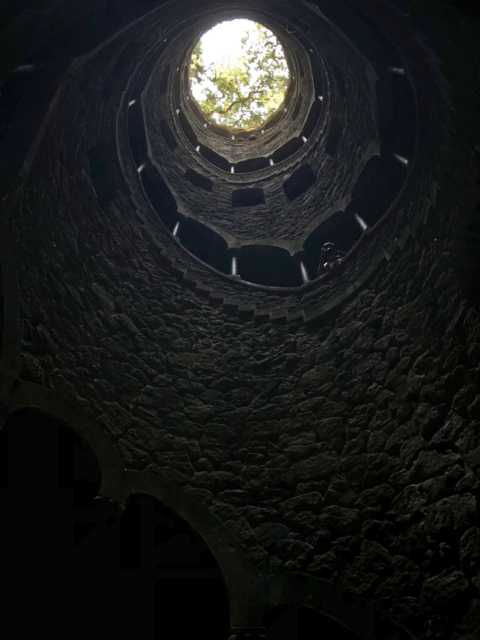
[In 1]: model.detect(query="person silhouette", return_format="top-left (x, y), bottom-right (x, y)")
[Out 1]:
top-left (317, 242), bottom-right (346, 277)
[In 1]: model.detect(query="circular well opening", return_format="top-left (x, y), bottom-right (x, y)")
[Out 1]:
top-left (189, 19), bottom-right (291, 133)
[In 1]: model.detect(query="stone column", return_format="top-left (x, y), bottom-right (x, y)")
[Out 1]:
top-left (292, 250), bottom-right (309, 283)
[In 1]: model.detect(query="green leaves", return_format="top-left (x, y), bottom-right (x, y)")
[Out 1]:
top-left (189, 23), bottom-right (290, 130)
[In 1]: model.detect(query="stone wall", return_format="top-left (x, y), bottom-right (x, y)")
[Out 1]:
top-left (143, 6), bottom-right (376, 243)
top-left (1, 0), bottom-right (480, 638)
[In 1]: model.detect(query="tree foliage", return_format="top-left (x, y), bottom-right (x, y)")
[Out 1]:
top-left (189, 23), bottom-right (290, 130)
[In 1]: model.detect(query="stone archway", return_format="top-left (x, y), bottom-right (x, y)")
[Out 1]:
top-left (0, 380), bottom-right (265, 633)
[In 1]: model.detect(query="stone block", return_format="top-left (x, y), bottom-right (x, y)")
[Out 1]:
top-left (410, 450), bottom-right (463, 483)
top-left (425, 494), bottom-right (477, 537)
top-left (420, 568), bottom-right (470, 609)
top-left (253, 522), bottom-right (292, 548)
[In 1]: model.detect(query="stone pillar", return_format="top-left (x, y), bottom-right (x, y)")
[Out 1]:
top-left (231, 250), bottom-right (240, 277)
top-left (228, 628), bottom-right (267, 640)
top-left (292, 250), bottom-right (309, 283)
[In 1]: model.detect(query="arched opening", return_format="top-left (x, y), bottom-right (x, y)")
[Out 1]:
top-left (1, 409), bottom-right (114, 636)
top-left (89, 139), bottom-right (122, 206)
top-left (232, 187), bottom-right (266, 207)
top-left (141, 164), bottom-right (178, 231)
top-left (351, 154), bottom-right (406, 227)
top-left (185, 167), bottom-right (214, 191)
top-left (199, 144), bottom-right (230, 171)
top-left (178, 109), bottom-right (199, 147)
top-left (283, 164), bottom-right (317, 201)
top-left (265, 603), bottom-right (360, 639)
top-left (1, 409), bottom-right (230, 639)
top-left (235, 157), bottom-right (270, 174)
top-left (325, 118), bottom-right (343, 157)
top-left (237, 245), bottom-right (302, 287)
top-left (273, 137), bottom-right (304, 164)
top-left (376, 73), bottom-right (415, 159)
top-left (301, 98), bottom-right (322, 139)
top-left (160, 118), bottom-right (178, 152)
top-left (303, 208), bottom-right (363, 277)
top-left (177, 217), bottom-right (231, 274)
top-left (311, 59), bottom-right (324, 96)
top-left (128, 100), bottom-right (148, 166)
top-left (119, 493), bottom-right (231, 638)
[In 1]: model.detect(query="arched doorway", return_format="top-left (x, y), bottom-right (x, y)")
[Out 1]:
top-left (2, 409), bottom-right (230, 638)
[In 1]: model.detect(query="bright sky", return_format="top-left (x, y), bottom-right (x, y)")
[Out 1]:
top-left (200, 19), bottom-right (257, 67)
top-left (190, 19), bottom-right (289, 127)
top-left (191, 19), bottom-right (268, 102)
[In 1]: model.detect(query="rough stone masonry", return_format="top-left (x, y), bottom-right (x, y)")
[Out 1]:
top-left (1, 0), bottom-right (480, 638)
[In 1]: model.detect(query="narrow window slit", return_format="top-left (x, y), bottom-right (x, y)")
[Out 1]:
top-left (137, 163), bottom-right (146, 173)
top-left (269, 159), bottom-right (274, 166)
top-left (231, 256), bottom-right (237, 276)
top-left (302, 136), bottom-right (307, 143)
top-left (129, 100), bottom-right (136, 107)
top-left (173, 221), bottom-right (180, 236)
top-left (231, 166), bottom-right (235, 174)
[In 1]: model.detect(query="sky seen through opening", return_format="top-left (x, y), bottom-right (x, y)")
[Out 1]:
top-left (189, 19), bottom-right (290, 130)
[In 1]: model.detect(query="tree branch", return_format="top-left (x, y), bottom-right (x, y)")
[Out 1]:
top-left (212, 90), bottom-right (263, 115)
